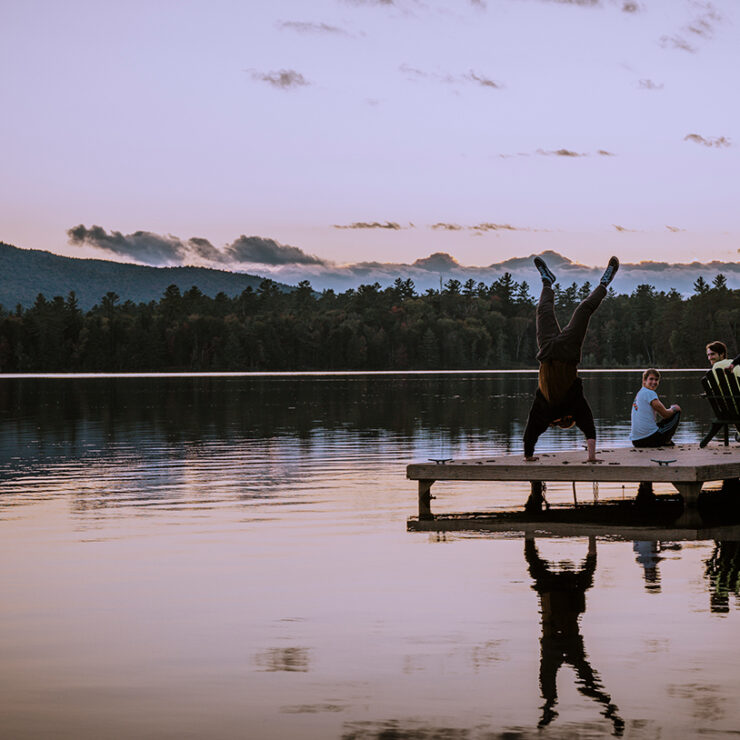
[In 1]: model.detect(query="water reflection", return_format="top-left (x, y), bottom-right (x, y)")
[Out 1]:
top-left (525, 536), bottom-right (625, 735)
top-left (705, 541), bottom-right (740, 614)
top-left (1, 374), bottom-right (738, 739)
top-left (632, 541), bottom-right (682, 593)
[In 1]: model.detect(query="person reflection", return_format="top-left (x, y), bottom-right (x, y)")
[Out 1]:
top-left (525, 536), bottom-right (624, 735)
top-left (705, 541), bottom-right (740, 614)
top-left (633, 541), bottom-right (663, 593)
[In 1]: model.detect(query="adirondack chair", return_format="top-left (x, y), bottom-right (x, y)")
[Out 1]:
top-left (700, 366), bottom-right (740, 447)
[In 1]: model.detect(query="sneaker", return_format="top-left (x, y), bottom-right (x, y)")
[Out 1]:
top-left (534, 256), bottom-right (556, 285)
top-left (600, 256), bottom-right (619, 286)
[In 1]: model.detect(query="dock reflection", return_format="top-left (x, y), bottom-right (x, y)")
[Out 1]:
top-left (525, 536), bottom-right (625, 735)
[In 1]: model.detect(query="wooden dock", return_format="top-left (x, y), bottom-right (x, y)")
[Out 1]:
top-left (406, 442), bottom-right (740, 528)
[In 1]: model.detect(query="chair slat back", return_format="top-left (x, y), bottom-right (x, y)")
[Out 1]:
top-left (703, 371), bottom-right (738, 421)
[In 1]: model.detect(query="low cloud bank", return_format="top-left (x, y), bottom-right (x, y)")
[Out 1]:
top-left (67, 225), bottom-right (740, 297)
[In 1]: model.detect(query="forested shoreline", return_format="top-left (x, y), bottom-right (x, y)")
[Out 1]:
top-left (0, 274), bottom-right (737, 372)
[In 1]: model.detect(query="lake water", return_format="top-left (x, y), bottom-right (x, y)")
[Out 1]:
top-left (1, 371), bottom-right (739, 739)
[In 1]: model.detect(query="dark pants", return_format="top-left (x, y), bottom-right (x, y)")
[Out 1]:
top-left (632, 410), bottom-right (681, 448)
top-left (536, 284), bottom-right (607, 363)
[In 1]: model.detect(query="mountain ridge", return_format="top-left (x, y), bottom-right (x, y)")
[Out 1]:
top-left (0, 241), bottom-right (290, 310)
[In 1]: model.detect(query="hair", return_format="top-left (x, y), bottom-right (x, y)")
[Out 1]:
top-left (706, 341), bottom-right (727, 358)
top-left (643, 368), bottom-right (660, 381)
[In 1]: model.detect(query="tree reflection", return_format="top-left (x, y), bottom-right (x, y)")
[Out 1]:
top-left (705, 541), bottom-right (740, 614)
top-left (525, 536), bottom-right (624, 735)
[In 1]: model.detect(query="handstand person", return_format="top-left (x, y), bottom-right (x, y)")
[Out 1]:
top-left (523, 255), bottom-right (619, 462)
top-left (629, 368), bottom-right (681, 448)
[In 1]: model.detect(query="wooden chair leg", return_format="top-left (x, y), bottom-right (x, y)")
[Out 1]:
top-left (700, 423), bottom-right (724, 448)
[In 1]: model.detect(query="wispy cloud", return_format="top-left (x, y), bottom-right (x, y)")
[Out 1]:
top-left (660, 34), bottom-right (696, 52)
top-left (613, 224), bottom-right (638, 232)
top-left (471, 222), bottom-right (531, 232)
top-left (684, 133), bottom-right (731, 148)
top-left (431, 222), bottom-right (464, 231)
top-left (464, 71), bottom-right (502, 89)
top-left (622, 1), bottom-right (640, 12)
top-left (536, 0), bottom-right (600, 6)
top-left (399, 64), bottom-right (502, 90)
top-left (537, 148), bottom-right (586, 157)
top-left (638, 79), bottom-right (663, 90)
top-left (431, 221), bottom-right (548, 233)
top-left (666, 225), bottom-right (686, 232)
top-left (248, 69), bottom-right (310, 89)
top-left (334, 221), bottom-right (408, 230)
top-left (277, 20), bottom-right (349, 35)
top-left (660, 1), bottom-right (722, 53)
top-left (342, 0), bottom-right (397, 5)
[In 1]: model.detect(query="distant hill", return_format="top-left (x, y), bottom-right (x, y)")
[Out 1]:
top-left (0, 242), bottom-right (292, 310)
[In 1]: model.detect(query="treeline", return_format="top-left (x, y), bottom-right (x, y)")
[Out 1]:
top-left (0, 274), bottom-right (737, 372)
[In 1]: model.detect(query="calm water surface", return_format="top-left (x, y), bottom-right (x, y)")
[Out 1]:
top-left (1, 372), bottom-right (739, 739)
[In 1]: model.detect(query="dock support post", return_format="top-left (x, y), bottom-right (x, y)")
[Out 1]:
top-left (525, 481), bottom-right (545, 513)
top-left (671, 482), bottom-right (704, 527)
top-left (418, 480), bottom-right (435, 520)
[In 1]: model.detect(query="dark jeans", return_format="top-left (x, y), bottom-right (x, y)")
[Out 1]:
top-left (632, 410), bottom-right (681, 448)
top-left (536, 284), bottom-right (607, 363)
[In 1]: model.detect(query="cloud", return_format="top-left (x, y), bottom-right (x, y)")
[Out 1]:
top-left (429, 221), bottom-right (548, 233)
top-left (684, 133), bottom-right (731, 148)
top-left (660, 2), bottom-right (722, 54)
top-left (277, 21), bottom-right (349, 35)
top-left (622, 1), bottom-right (640, 11)
top-left (188, 237), bottom-right (226, 262)
top-left (597, 149), bottom-right (615, 156)
top-left (613, 224), bottom-right (638, 232)
top-left (541, 0), bottom-right (600, 5)
top-left (464, 71), bottom-right (502, 89)
top-left (225, 236), bottom-right (327, 266)
top-left (471, 0), bottom-right (487, 7)
top-left (333, 221), bottom-right (407, 230)
top-left (399, 64), bottom-right (502, 91)
top-left (666, 225), bottom-right (686, 232)
top-left (412, 252), bottom-right (461, 270)
top-left (537, 148), bottom-right (586, 157)
top-left (431, 222), bottom-right (464, 231)
top-left (67, 226), bottom-right (328, 267)
top-left (342, 0), bottom-right (396, 5)
top-left (471, 222), bottom-right (524, 232)
top-left (660, 35), bottom-right (696, 52)
top-left (249, 69), bottom-right (310, 89)
top-left (67, 224), bottom-right (193, 264)
top-left (639, 79), bottom-right (664, 90)
top-left (687, 2), bottom-right (722, 38)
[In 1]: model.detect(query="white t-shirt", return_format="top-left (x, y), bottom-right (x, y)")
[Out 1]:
top-left (630, 386), bottom-right (659, 441)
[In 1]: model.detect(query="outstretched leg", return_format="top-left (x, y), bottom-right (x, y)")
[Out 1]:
top-left (536, 284), bottom-right (560, 350)
top-left (553, 258), bottom-right (618, 361)
top-left (556, 283), bottom-right (607, 360)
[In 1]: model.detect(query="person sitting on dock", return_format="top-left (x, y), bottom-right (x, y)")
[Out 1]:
top-left (523, 255), bottom-right (619, 463)
top-left (629, 368), bottom-right (681, 448)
